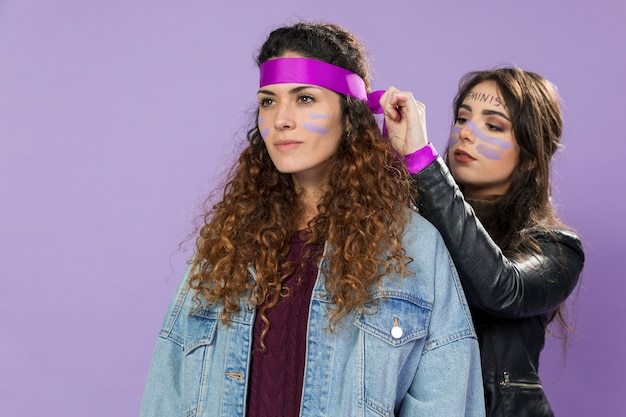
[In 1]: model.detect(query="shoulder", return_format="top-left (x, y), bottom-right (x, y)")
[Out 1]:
top-left (402, 210), bottom-right (456, 281)
top-left (525, 226), bottom-right (585, 265)
top-left (157, 266), bottom-right (221, 346)
top-left (401, 208), bottom-right (447, 256)
top-left (403, 208), bottom-right (440, 238)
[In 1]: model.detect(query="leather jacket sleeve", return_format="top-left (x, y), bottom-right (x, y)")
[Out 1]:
top-left (412, 157), bottom-right (585, 319)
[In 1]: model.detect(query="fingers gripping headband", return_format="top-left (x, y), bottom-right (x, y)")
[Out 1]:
top-left (259, 57), bottom-right (385, 117)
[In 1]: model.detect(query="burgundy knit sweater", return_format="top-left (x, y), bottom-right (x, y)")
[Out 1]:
top-left (246, 232), bottom-right (323, 417)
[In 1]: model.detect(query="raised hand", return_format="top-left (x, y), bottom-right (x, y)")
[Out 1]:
top-left (379, 86), bottom-right (429, 156)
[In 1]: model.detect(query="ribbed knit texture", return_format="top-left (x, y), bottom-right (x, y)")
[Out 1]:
top-left (246, 232), bottom-right (322, 417)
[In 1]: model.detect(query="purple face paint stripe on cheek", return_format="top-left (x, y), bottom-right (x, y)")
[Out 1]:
top-left (258, 116), bottom-right (265, 124)
top-left (449, 128), bottom-right (460, 147)
top-left (309, 113), bottom-right (329, 119)
top-left (476, 144), bottom-right (503, 160)
top-left (467, 121), bottom-right (513, 149)
top-left (303, 123), bottom-right (329, 134)
top-left (260, 128), bottom-right (269, 138)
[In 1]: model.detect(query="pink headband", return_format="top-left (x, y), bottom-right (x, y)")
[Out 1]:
top-left (259, 57), bottom-right (385, 115)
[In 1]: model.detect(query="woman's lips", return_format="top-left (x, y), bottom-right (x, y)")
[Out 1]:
top-left (275, 140), bottom-right (302, 152)
top-left (453, 149), bottom-right (476, 163)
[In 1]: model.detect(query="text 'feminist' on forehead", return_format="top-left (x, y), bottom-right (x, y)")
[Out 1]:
top-left (466, 90), bottom-right (502, 107)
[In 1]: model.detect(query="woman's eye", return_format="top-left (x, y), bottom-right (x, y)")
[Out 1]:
top-left (455, 117), bottom-right (467, 125)
top-left (298, 95), bottom-right (315, 104)
top-left (259, 98), bottom-right (274, 107)
top-left (486, 123), bottom-right (503, 132)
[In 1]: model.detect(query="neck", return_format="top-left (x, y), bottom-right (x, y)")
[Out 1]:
top-left (462, 184), bottom-right (508, 201)
top-left (296, 188), bottom-right (321, 230)
top-left (292, 172), bottom-right (328, 230)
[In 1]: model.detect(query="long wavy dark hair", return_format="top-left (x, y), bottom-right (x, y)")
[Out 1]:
top-left (189, 22), bottom-right (414, 341)
top-left (450, 67), bottom-right (575, 333)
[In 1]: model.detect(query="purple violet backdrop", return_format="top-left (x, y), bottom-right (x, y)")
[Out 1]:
top-left (1, 1), bottom-right (624, 416)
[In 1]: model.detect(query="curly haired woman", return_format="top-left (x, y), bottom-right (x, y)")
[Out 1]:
top-left (140, 22), bottom-right (485, 417)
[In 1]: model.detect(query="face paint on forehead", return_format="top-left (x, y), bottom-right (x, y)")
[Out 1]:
top-left (465, 90), bottom-right (502, 107)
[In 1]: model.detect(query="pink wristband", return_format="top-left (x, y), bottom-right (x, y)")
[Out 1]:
top-left (403, 143), bottom-right (438, 174)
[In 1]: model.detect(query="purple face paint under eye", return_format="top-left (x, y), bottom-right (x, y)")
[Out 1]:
top-left (309, 113), bottom-right (329, 119)
top-left (450, 122), bottom-right (513, 148)
top-left (303, 123), bottom-right (329, 134)
top-left (476, 144), bottom-right (503, 160)
top-left (450, 122), bottom-right (513, 160)
top-left (450, 127), bottom-right (462, 147)
top-left (258, 116), bottom-right (268, 138)
top-left (466, 121), bottom-right (513, 149)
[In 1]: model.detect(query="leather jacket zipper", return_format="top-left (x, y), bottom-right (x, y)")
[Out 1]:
top-left (499, 371), bottom-right (543, 389)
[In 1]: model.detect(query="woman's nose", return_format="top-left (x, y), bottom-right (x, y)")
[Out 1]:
top-left (458, 124), bottom-right (476, 143)
top-left (274, 103), bottom-right (295, 130)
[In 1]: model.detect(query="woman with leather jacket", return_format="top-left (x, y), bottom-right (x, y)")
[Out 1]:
top-left (381, 69), bottom-right (585, 416)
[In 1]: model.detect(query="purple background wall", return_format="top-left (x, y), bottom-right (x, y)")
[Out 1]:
top-left (1, 1), bottom-right (624, 416)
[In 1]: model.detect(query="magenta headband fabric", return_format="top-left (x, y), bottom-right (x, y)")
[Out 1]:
top-left (259, 57), bottom-right (385, 115)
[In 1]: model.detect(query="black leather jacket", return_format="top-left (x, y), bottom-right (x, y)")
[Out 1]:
top-left (412, 157), bottom-right (584, 417)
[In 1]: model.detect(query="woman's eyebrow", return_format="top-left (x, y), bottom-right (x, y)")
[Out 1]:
top-left (289, 85), bottom-right (319, 94)
top-left (482, 109), bottom-right (511, 121)
top-left (257, 85), bottom-right (321, 96)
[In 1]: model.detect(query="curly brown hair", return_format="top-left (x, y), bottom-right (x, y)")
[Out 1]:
top-left (188, 22), bottom-right (415, 338)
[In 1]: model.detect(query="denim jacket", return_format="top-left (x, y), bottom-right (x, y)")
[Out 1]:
top-left (140, 211), bottom-right (485, 417)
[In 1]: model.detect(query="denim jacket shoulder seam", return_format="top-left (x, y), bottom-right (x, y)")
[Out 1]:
top-left (159, 266), bottom-right (195, 343)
